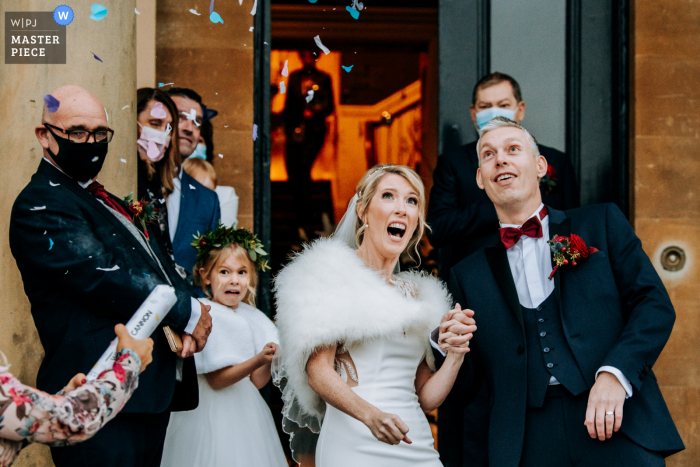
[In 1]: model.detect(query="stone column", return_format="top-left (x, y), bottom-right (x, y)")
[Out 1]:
top-left (0, 2), bottom-right (136, 465)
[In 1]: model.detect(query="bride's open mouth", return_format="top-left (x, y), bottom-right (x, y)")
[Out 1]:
top-left (387, 222), bottom-right (406, 241)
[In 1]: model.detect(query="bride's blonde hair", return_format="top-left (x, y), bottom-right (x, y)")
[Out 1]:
top-left (354, 164), bottom-right (428, 262)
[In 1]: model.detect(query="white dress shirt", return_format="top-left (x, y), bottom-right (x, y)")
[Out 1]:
top-left (431, 202), bottom-right (632, 398)
top-left (44, 158), bottom-right (200, 334)
top-left (167, 172), bottom-right (182, 242)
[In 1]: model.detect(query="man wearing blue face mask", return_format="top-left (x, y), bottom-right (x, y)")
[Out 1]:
top-left (427, 72), bottom-right (579, 467)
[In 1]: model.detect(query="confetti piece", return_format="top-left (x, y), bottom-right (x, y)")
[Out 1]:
top-left (218, 153), bottom-right (224, 158)
top-left (143, 272), bottom-right (150, 276)
top-left (249, 26), bottom-right (254, 31)
top-left (250, 0), bottom-right (258, 15)
top-left (90, 4), bottom-right (108, 21)
top-left (122, 105), bottom-right (129, 110)
top-left (97, 265), bottom-right (120, 272)
top-left (92, 156), bottom-right (99, 162)
top-left (49, 181), bottom-right (60, 186)
top-left (342, 65), bottom-right (354, 72)
top-left (190, 9), bottom-right (201, 15)
top-left (44, 94), bottom-right (60, 113)
top-left (314, 35), bottom-right (330, 55)
top-left (238, 0), bottom-right (243, 4)
top-left (189, 184), bottom-right (196, 190)
top-left (49, 238), bottom-right (54, 250)
top-left (91, 52), bottom-right (103, 62)
top-left (253, 124), bottom-right (258, 141)
top-left (150, 102), bottom-right (167, 119)
top-left (182, 109), bottom-right (201, 126)
top-left (210, 0), bottom-right (216, 14)
top-left (30, 206), bottom-right (46, 211)
top-left (43, 230), bottom-right (47, 234)
top-left (120, 159), bottom-right (127, 163)
top-left (147, 141), bottom-right (160, 159)
top-left (279, 81), bottom-right (286, 94)
top-left (352, 0), bottom-right (364, 10)
top-left (346, 6), bottom-right (360, 19)
top-left (282, 60), bottom-right (289, 77)
top-left (210, 11), bottom-right (223, 23)
top-left (135, 8), bottom-right (140, 14)
top-left (306, 90), bottom-right (314, 103)
top-left (65, 270), bottom-right (68, 274)
top-left (309, 0), bottom-right (318, 3)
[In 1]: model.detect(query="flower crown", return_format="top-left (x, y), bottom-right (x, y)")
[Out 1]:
top-left (191, 224), bottom-right (270, 271)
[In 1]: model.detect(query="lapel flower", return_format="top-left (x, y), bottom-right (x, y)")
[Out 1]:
top-left (547, 233), bottom-right (599, 279)
top-left (122, 193), bottom-right (158, 239)
top-left (540, 165), bottom-right (558, 195)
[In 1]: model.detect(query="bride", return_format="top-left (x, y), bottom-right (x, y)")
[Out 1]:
top-left (273, 164), bottom-right (476, 466)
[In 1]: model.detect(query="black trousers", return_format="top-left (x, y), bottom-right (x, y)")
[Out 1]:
top-left (50, 411), bottom-right (171, 467)
top-left (520, 385), bottom-right (664, 467)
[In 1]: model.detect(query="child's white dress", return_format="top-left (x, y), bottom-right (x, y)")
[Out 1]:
top-left (161, 300), bottom-right (287, 467)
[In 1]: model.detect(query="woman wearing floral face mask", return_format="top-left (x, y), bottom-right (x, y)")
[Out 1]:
top-left (135, 88), bottom-right (182, 266)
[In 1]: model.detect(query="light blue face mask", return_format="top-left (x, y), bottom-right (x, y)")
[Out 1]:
top-left (190, 143), bottom-right (207, 160)
top-left (475, 107), bottom-right (517, 129)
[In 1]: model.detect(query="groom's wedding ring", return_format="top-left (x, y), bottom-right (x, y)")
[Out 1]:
top-left (605, 411), bottom-right (614, 415)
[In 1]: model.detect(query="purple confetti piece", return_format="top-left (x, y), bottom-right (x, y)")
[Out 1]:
top-left (210, 0), bottom-right (215, 14)
top-left (44, 94), bottom-right (60, 113)
top-left (91, 52), bottom-right (103, 62)
top-left (252, 124), bottom-right (258, 141)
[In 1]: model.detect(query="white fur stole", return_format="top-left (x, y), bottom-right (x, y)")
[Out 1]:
top-left (273, 238), bottom-right (452, 420)
top-left (194, 300), bottom-right (279, 375)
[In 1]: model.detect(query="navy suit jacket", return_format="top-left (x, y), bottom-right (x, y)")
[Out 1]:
top-left (10, 160), bottom-right (198, 413)
top-left (427, 141), bottom-right (579, 267)
top-left (172, 170), bottom-right (220, 276)
top-left (436, 204), bottom-right (684, 467)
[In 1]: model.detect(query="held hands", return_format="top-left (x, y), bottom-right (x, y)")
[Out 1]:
top-left (439, 304), bottom-right (477, 355)
top-left (364, 407), bottom-right (412, 445)
top-left (179, 302), bottom-right (213, 358)
top-left (115, 324), bottom-right (154, 373)
top-left (257, 342), bottom-right (278, 365)
top-left (584, 371), bottom-right (627, 441)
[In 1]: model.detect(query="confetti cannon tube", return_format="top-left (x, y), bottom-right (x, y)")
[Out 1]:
top-left (86, 285), bottom-right (177, 382)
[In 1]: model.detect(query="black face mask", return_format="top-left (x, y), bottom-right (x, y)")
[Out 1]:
top-left (45, 126), bottom-right (109, 182)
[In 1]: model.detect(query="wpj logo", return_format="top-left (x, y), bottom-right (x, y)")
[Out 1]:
top-left (5, 12), bottom-right (66, 64)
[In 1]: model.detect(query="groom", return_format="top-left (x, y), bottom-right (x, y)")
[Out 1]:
top-left (434, 117), bottom-right (684, 466)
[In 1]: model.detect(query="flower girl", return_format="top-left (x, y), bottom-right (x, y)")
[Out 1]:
top-left (161, 226), bottom-right (287, 467)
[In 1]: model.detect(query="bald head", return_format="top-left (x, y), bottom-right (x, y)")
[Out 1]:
top-left (41, 85), bottom-right (107, 126)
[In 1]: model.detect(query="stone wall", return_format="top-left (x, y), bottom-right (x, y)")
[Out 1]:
top-left (633, 1), bottom-right (700, 465)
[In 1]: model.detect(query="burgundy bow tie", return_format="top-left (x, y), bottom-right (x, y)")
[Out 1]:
top-left (499, 206), bottom-right (548, 249)
top-left (86, 181), bottom-right (132, 222)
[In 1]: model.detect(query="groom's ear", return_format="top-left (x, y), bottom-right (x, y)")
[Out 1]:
top-left (476, 168), bottom-right (485, 190)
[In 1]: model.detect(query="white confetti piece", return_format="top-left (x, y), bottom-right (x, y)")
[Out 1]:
top-left (249, 26), bottom-right (254, 31)
top-left (280, 81), bottom-right (286, 94)
top-left (182, 108), bottom-right (201, 126)
top-left (253, 124), bottom-right (258, 141)
top-left (218, 154), bottom-right (224, 158)
top-left (43, 230), bottom-right (47, 235)
top-left (250, 0), bottom-right (258, 15)
top-left (97, 265), bottom-right (120, 272)
top-left (282, 60), bottom-right (289, 77)
top-left (189, 9), bottom-right (201, 15)
top-left (189, 184), bottom-right (196, 190)
top-left (121, 159), bottom-right (127, 163)
top-left (314, 35), bottom-right (330, 55)
top-left (49, 181), bottom-right (60, 186)
top-left (122, 105), bottom-right (129, 110)
top-left (65, 270), bottom-right (68, 274)
top-left (135, 8), bottom-right (140, 14)
top-left (306, 90), bottom-right (314, 103)
top-left (92, 156), bottom-right (99, 162)
top-left (30, 206), bottom-right (46, 211)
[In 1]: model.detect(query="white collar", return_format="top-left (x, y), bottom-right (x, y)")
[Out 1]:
top-left (500, 203), bottom-right (547, 228)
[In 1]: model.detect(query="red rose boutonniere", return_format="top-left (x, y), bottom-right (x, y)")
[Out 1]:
top-left (547, 234), bottom-right (599, 279)
top-left (122, 193), bottom-right (158, 239)
top-left (540, 165), bottom-right (558, 195)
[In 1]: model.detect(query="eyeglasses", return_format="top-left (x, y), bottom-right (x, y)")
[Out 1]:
top-left (43, 123), bottom-right (114, 143)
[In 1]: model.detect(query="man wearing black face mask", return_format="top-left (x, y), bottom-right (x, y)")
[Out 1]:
top-left (9, 85), bottom-right (213, 467)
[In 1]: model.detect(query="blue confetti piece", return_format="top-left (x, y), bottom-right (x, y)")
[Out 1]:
top-left (49, 238), bottom-right (54, 250)
top-left (346, 6), bottom-right (360, 19)
top-left (210, 11), bottom-right (223, 24)
top-left (158, 82), bottom-right (164, 87)
top-left (91, 52), bottom-right (103, 62)
top-left (309, 0), bottom-right (318, 2)
top-left (90, 4), bottom-right (108, 22)
top-left (143, 272), bottom-right (150, 277)
top-left (342, 65), bottom-right (354, 72)
top-left (44, 94), bottom-right (60, 113)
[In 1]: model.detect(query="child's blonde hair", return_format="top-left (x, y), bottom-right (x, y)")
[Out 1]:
top-left (194, 243), bottom-right (258, 307)
top-left (183, 157), bottom-right (218, 187)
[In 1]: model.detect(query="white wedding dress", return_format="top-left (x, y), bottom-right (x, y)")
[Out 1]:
top-left (316, 328), bottom-right (442, 466)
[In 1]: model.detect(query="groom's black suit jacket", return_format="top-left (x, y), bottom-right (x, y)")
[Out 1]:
top-left (436, 203), bottom-right (684, 467)
top-left (10, 160), bottom-right (198, 414)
